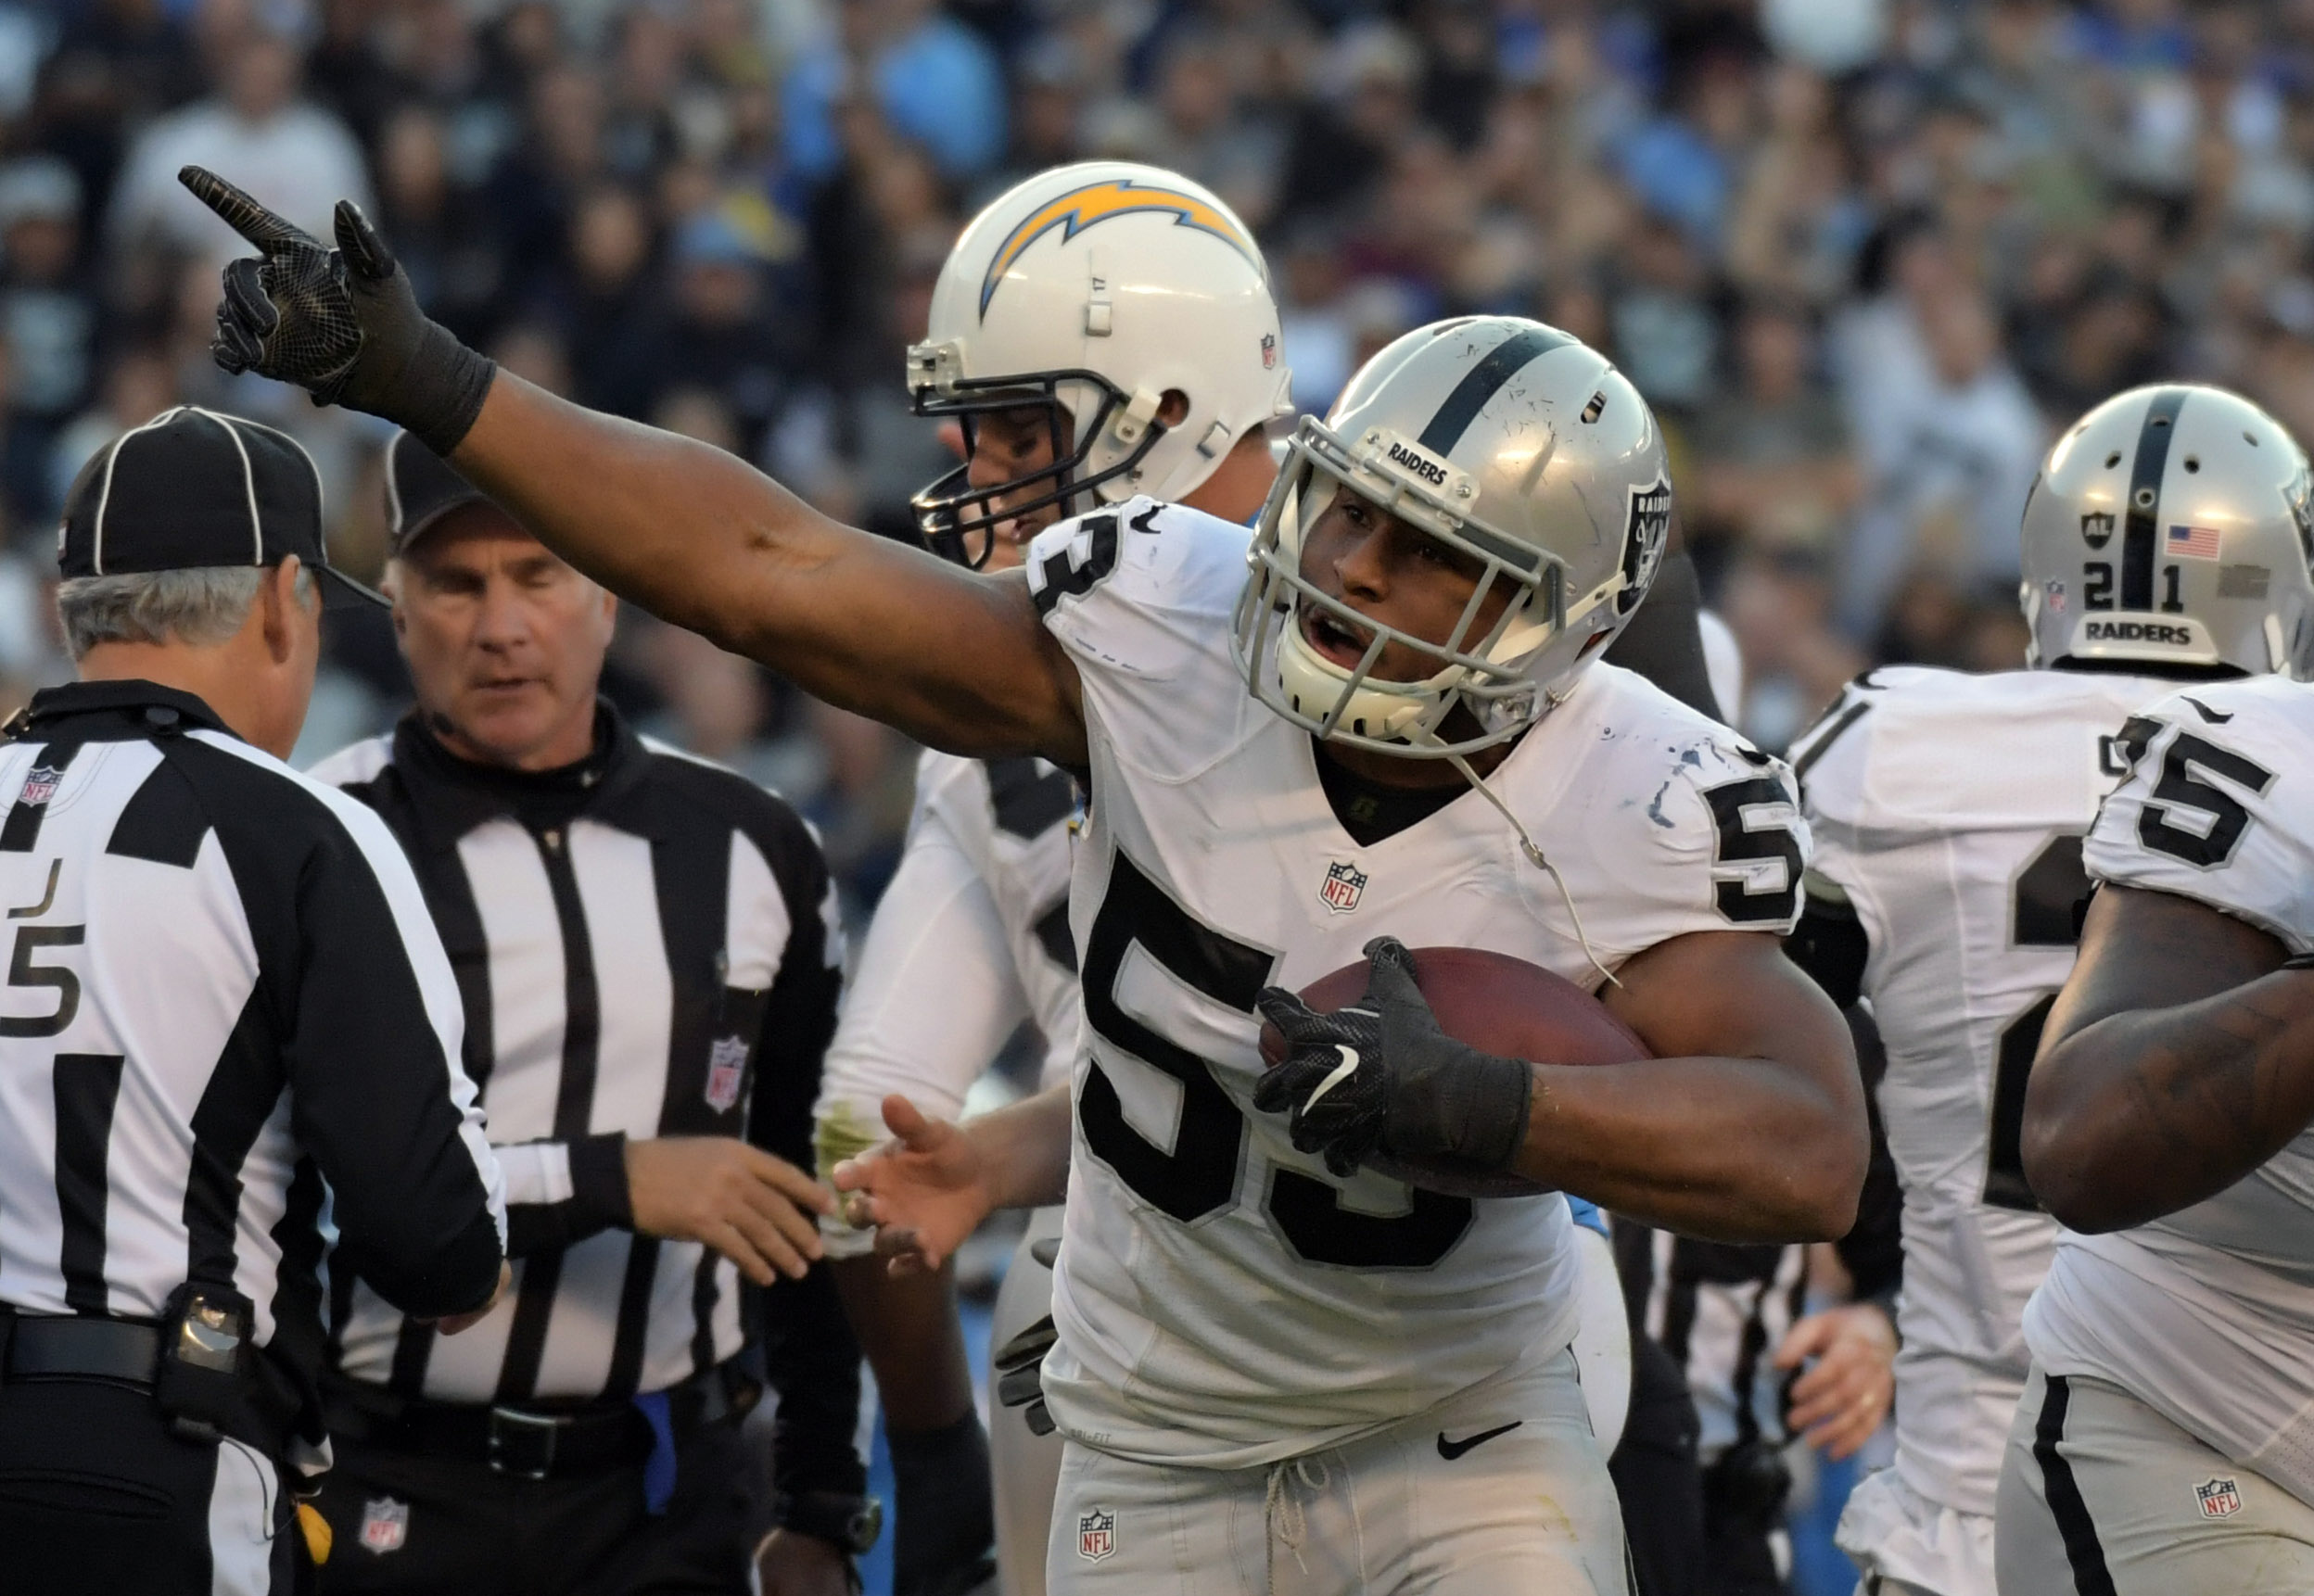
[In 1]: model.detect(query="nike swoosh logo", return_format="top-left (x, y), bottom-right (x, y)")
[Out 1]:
top-left (1303, 1045), bottom-right (1360, 1110)
top-left (1436, 1421), bottom-right (1522, 1460)
top-left (2184, 696), bottom-right (2235, 724)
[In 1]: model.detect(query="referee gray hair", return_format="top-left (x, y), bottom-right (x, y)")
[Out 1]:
top-left (56, 564), bottom-right (317, 659)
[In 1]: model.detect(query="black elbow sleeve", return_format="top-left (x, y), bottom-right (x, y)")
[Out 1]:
top-left (1786, 898), bottom-right (1870, 1011)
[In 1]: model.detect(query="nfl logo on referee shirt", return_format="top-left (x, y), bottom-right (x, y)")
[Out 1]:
top-left (1077, 1506), bottom-right (1115, 1562)
top-left (705, 1033), bottom-right (748, 1113)
top-left (1319, 861), bottom-right (1367, 915)
top-left (2196, 1477), bottom-right (2243, 1519)
top-left (19, 765), bottom-right (60, 806)
top-left (359, 1497), bottom-right (409, 1554)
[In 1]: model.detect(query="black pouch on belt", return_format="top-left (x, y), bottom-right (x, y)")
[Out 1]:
top-left (152, 1282), bottom-right (260, 1446)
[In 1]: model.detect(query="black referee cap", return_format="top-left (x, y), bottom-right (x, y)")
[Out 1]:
top-left (57, 406), bottom-right (386, 608)
top-left (384, 428), bottom-right (494, 556)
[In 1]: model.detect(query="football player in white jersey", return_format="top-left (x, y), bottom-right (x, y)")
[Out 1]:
top-left (189, 159), bottom-right (1870, 1592)
top-left (1787, 383), bottom-right (2314, 1596)
top-left (808, 162), bottom-right (1290, 1596)
top-left (816, 319), bottom-right (1867, 1595)
top-left (1993, 414), bottom-right (2314, 1580)
top-left (816, 164), bottom-right (1655, 1596)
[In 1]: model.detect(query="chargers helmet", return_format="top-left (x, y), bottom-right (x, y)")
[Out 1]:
top-left (1232, 317), bottom-right (1672, 757)
top-left (2021, 384), bottom-right (2314, 678)
top-left (907, 161), bottom-right (1291, 567)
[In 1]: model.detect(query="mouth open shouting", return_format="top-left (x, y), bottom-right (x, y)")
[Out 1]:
top-left (1299, 602), bottom-right (1376, 672)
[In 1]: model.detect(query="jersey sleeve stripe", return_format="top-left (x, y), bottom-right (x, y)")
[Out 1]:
top-left (1791, 699), bottom-right (1870, 785)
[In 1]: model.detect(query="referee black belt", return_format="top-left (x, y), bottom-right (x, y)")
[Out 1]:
top-left (324, 1362), bottom-right (754, 1480)
top-left (0, 1312), bottom-right (161, 1387)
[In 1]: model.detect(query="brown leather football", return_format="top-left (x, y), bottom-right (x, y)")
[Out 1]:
top-left (1257, 945), bottom-right (1650, 1198)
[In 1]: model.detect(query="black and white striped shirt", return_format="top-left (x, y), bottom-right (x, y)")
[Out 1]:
top-left (0, 681), bottom-right (506, 1433)
top-left (1615, 1012), bottom-right (1903, 1463)
top-left (311, 707), bottom-right (860, 1489)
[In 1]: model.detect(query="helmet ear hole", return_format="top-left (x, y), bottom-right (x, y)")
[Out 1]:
top-left (2185, 456), bottom-right (2202, 474)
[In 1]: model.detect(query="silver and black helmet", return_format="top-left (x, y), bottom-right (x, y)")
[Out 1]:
top-left (2021, 384), bottom-right (2314, 678)
top-left (1231, 317), bottom-right (1672, 756)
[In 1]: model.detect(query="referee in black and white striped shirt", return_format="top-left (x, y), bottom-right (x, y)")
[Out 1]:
top-left (0, 406), bottom-right (509, 1596)
top-left (304, 433), bottom-right (868, 1596)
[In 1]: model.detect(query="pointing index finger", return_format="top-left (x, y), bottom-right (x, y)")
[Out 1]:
top-left (178, 165), bottom-right (318, 254)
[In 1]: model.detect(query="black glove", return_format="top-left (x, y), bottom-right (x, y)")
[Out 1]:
top-left (178, 165), bottom-right (495, 457)
top-left (1251, 936), bottom-right (1532, 1179)
top-left (992, 1314), bottom-right (1058, 1438)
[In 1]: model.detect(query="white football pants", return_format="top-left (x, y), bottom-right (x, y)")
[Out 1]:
top-left (1043, 1345), bottom-right (1631, 1596)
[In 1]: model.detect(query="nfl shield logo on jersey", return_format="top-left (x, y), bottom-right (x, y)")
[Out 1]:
top-left (359, 1497), bottom-right (409, 1554)
top-left (19, 765), bottom-right (60, 806)
top-left (2195, 1476), bottom-right (2244, 1519)
top-left (1077, 1506), bottom-right (1115, 1562)
top-left (1319, 861), bottom-right (1367, 914)
top-left (704, 1034), bottom-right (748, 1113)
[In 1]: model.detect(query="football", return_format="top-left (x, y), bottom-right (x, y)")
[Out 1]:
top-left (1257, 946), bottom-right (1651, 1199)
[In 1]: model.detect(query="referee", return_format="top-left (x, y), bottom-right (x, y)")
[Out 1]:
top-left (0, 406), bottom-right (509, 1596)
top-left (304, 433), bottom-right (870, 1595)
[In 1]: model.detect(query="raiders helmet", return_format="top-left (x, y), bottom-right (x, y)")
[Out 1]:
top-left (906, 162), bottom-right (1291, 567)
top-left (1232, 317), bottom-right (1672, 757)
top-left (2021, 384), bottom-right (2314, 678)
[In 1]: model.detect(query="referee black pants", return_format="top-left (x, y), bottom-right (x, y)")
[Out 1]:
top-left (0, 1376), bottom-right (299, 1595)
top-left (309, 1412), bottom-right (758, 1595)
top-left (1612, 1331), bottom-right (1708, 1596)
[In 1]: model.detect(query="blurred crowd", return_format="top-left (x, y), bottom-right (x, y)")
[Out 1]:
top-left (5, 0), bottom-right (2314, 905)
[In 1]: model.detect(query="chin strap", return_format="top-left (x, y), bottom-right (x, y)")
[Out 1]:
top-left (1443, 749), bottom-right (1620, 992)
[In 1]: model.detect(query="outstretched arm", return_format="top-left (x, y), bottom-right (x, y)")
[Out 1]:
top-left (451, 379), bottom-right (1086, 762)
top-left (833, 1090), bottom-right (1074, 1276)
top-left (2024, 884), bottom-right (2314, 1232)
top-left (180, 166), bottom-right (1086, 764)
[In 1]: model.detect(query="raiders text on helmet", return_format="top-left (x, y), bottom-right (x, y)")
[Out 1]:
top-left (1231, 317), bottom-right (1672, 757)
top-left (907, 162), bottom-right (1291, 567)
top-left (2020, 384), bottom-right (2314, 678)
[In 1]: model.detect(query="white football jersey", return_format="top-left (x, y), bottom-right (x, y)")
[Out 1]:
top-left (2025, 674), bottom-right (2314, 1506)
top-left (1024, 499), bottom-right (1810, 1468)
top-left (1797, 664), bottom-right (2171, 1519)
top-left (813, 751), bottom-right (1080, 1248)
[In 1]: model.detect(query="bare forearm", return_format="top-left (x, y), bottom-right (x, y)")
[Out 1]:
top-left (451, 375), bottom-right (1078, 758)
top-left (1519, 1055), bottom-right (1866, 1242)
top-left (831, 1257), bottom-right (974, 1430)
top-left (966, 1085), bottom-right (1074, 1211)
top-left (2025, 971), bottom-right (2314, 1232)
top-left (451, 374), bottom-right (808, 641)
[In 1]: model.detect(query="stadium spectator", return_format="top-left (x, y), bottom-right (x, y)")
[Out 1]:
top-left (591, 202), bottom-right (803, 456)
top-left (1690, 298), bottom-right (1861, 560)
top-left (105, 16), bottom-right (372, 267)
top-left (782, 0), bottom-right (1006, 183)
top-left (0, 156), bottom-right (96, 433)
